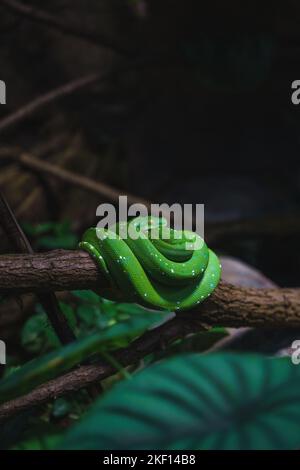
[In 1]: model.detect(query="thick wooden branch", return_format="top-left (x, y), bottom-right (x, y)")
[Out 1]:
top-left (0, 249), bottom-right (299, 327)
top-left (0, 249), bottom-right (299, 420)
top-left (0, 250), bottom-right (102, 293)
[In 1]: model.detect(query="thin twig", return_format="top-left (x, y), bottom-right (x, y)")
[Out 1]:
top-left (0, 73), bottom-right (102, 134)
top-left (2, 148), bottom-right (300, 244)
top-left (2, 149), bottom-right (150, 208)
top-left (0, 192), bottom-right (103, 399)
top-left (0, 0), bottom-right (133, 56)
top-left (0, 192), bottom-right (76, 344)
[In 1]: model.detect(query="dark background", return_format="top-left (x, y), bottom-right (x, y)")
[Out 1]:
top-left (0, 0), bottom-right (300, 286)
top-left (1, 1), bottom-right (300, 451)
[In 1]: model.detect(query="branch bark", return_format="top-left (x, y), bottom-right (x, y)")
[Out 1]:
top-left (0, 192), bottom-right (76, 344)
top-left (0, 249), bottom-right (299, 420)
top-left (0, 315), bottom-right (205, 421)
top-left (0, 249), bottom-right (299, 327)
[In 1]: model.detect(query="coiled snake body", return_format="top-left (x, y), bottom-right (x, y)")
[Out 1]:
top-left (79, 216), bottom-right (221, 311)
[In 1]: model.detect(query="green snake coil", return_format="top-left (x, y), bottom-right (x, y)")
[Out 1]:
top-left (79, 216), bottom-right (221, 311)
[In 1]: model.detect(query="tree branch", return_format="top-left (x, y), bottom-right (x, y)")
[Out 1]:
top-left (0, 315), bottom-right (205, 421)
top-left (0, 192), bottom-right (76, 344)
top-left (0, 249), bottom-right (299, 327)
top-left (0, 0), bottom-right (133, 56)
top-left (0, 249), bottom-right (299, 420)
top-left (2, 148), bottom-right (299, 244)
top-left (0, 73), bottom-right (102, 134)
top-left (0, 149), bottom-right (150, 208)
top-left (2, 145), bottom-right (300, 245)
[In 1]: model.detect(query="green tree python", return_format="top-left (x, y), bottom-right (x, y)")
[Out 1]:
top-left (0, 217), bottom-right (221, 402)
top-left (79, 216), bottom-right (221, 311)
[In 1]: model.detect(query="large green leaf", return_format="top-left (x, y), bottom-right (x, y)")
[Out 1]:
top-left (0, 312), bottom-right (168, 404)
top-left (60, 353), bottom-right (300, 450)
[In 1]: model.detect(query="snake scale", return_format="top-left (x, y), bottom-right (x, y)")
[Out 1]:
top-left (79, 216), bottom-right (221, 311)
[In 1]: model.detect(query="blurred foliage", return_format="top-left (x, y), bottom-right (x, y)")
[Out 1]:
top-left (21, 302), bottom-right (76, 354)
top-left (60, 353), bottom-right (300, 450)
top-left (21, 292), bottom-right (166, 355)
top-left (22, 221), bottom-right (78, 250)
top-left (2, 218), bottom-right (297, 450)
top-left (1, 308), bottom-right (170, 404)
top-left (13, 433), bottom-right (62, 451)
top-left (0, 0), bottom-right (299, 452)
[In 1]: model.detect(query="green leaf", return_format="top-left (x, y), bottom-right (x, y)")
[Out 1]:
top-left (12, 433), bottom-right (62, 450)
top-left (22, 222), bottom-right (56, 236)
top-left (23, 221), bottom-right (78, 249)
top-left (77, 304), bottom-right (101, 328)
top-left (21, 303), bottom-right (77, 354)
top-left (60, 353), bottom-right (300, 450)
top-left (73, 291), bottom-right (168, 334)
top-left (21, 313), bottom-right (55, 354)
top-left (0, 312), bottom-right (168, 404)
top-left (72, 290), bottom-right (101, 304)
top-left (37, 234), bottom-right (78, 249)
